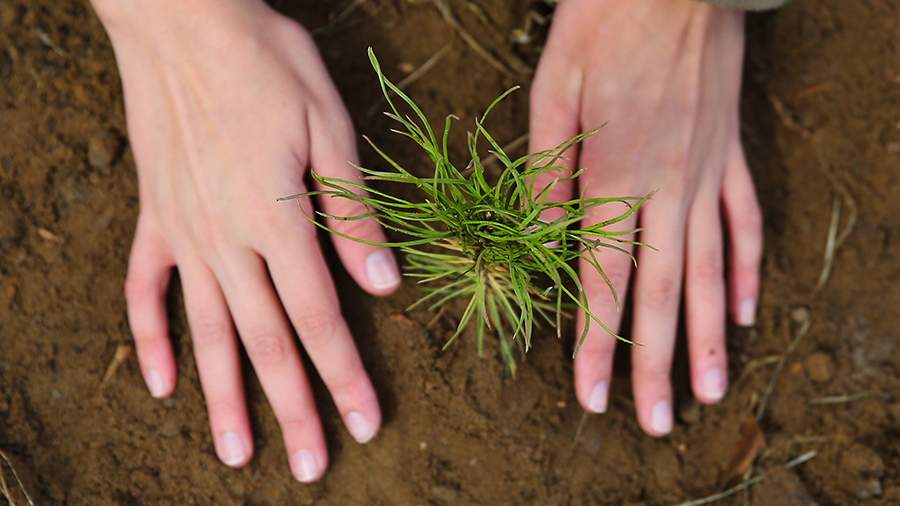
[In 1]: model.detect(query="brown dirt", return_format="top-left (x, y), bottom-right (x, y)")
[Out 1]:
top-left (1, 1), bottom-right (898, 504)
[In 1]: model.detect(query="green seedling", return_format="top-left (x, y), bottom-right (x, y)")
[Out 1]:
top-left (281, 48), bottom-right (651, 374)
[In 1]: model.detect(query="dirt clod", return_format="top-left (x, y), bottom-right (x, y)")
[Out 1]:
top-left (751, 468), bottom-right (815, 506)
top-left (841, 444), bottom-right (885, 500)
top-left (804, 352), bottom-right (835, 383)
top-left (0, 3), bottom-right (18, 28)
top-left (87, 129), bottom-right (123, 170)
top-left (432, 485), bottom-right (460, 502)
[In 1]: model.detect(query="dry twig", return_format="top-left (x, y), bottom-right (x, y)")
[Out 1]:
top-left (100, 345), bottom-right (133, 387)
top-left (675, 451), bottom-right (817, 506)
top-left (311, 0), bottom-right (367, 35)
top-left (367, 44), bottom-right (451, 117)
top-left (755, 308), bottom-right (811, 421)
top-left (0, 449), bottom-right (35, 506)
top-left (430, 0), bottom-right (515, 76)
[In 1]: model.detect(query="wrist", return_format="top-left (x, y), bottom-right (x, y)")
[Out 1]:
top-left (89, 0), bottom-right (273, 50)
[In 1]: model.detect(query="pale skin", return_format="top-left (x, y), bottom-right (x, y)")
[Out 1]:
top-left (90, 0), bottom-right (762, 482)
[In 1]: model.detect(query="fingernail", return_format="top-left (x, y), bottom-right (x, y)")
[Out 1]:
top-left (650, 400), bottom-right (673, 435)
top-left (345, 411), bottom-right (376, 443)
top-left (738, 298), bottom-right (756, 326)
top-left (702, 368), bottom-right (726, 402)
top-left (587, 381), bottom-right (608, 413)
top-left (146, 369), bottom-right (166, 398)
top-left (366, 249), bottom-right (400, 291)
top-left (291, 449), bottom-right (320, 483)
top-left (220, 431), bottom-right (248, 467)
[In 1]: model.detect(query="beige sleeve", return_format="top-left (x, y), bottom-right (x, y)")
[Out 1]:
top-left (704, 0), bottom-right (790, 10)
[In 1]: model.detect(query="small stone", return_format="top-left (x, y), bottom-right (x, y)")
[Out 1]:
top-left (678, 399), bottom-right (701, 424)
top-left (804, 352), bottom-right (835, 383)
top-left (791, 307), bottom-right (810, 323)
top-left (87, 129), bottom-right (123, 170)
top-left (841, 444), bottom-right (884, 500)
top-left (431, 485), bottom-right (459, 502)
top-left (855, 479), bottom-right (883, 500)
top-left (0, 396), bottom-right (9, 413)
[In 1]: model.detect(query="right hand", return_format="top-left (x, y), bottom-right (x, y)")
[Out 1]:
top-left (92, 0), bottom-right (401, 482)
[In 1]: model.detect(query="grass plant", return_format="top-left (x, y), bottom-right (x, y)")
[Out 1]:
top-left (281, 49), bottom-right (651, 374)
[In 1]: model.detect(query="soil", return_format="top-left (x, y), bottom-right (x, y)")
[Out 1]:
top-left (1, 1), bottom-right (898, 505)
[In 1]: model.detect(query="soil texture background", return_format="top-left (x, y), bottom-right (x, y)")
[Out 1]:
top-left (0, 0), bottom-right (898, 504)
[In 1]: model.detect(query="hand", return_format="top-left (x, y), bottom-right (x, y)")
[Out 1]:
top-left (93, 0), bottom-right (401, 480)
top-left (529, 0), bottom-right (762, 435)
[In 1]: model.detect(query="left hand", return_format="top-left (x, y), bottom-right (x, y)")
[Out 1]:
top-left (529, 0), bottom-right (763, 435)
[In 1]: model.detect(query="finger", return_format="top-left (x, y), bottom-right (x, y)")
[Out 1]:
top-left (215, 250), bottom-right (327, 483)
top-left (630, 200), bottom-right (688, 437)
top-left (573, 175), bottom-right (639, 414)
top-left (179, 257), bottom-right (253, 468)
top-left (721, 142), bottom-right (762, 326)
top-left (124, 214), bottom-right (176, 399)
top-left (308, 106), bottom-right (401, 296)
top-left (572, 136), bottom-right (644, 415)
top-left (685, 187), bottom-right (728, 405)
top-left (263, 224), bottom-right (381, 446)
top-left (528, 48), bottom-right (581, 216)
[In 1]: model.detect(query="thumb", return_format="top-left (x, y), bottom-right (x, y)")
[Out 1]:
top-left (308, 106), bottom-right (401, 296)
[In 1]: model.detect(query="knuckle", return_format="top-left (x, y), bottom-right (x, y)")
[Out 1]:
top-left (578, 336), bottom-right (614, 365)
top-left (641, 274), bottom-right (680, 310)
top-left (130, 327), bottom-right (162, 347)
top-left (295, 308), bottom-right (344, 346)
top-left (243, 329), bottom-right (289, 367)
top-left (634, 358), bottom-right (671, 383)
top-left (530, 82), bottom-right (575, 118)
top-left (690, 250), bottom-right (724, 286)
top-left (603, 263), bottom-right (633, 292)
top-left (736, 198), bottom-right (763, 235)
top-left (278, 414), bottom-right (314, 436)
top-left (191, 213), bottom-right (230, 252)
top-left (205, 399), bottom-right (243, 419)
top-left (189, 316), bottom-right (233, 350)
top-left (325, 369), bottom-right (366, 403)
top-left (331, 211), bottom-right (379, 243)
